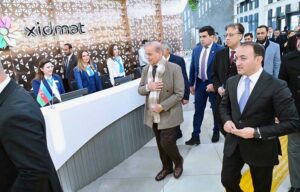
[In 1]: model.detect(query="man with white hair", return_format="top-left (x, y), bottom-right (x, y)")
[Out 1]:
top-left (0, 60), bottom-right (63, 191)
top-left (138, 41), bottom-right (184, 181)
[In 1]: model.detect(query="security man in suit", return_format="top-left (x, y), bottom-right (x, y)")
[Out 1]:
top-left (62, 43), bottom-right (77, 92)
top-left (0, 60), bottom-right (63, 192)
top-left (279, 31), bottom-right (300, 192)
top-left (219, 42), bottom-right (300, 192)
top-left (162, 42), bottom-right (190, 139)
top-left (186, 25), bottom-right (223, 145)
top-left (212, 23), bottom-right (245, 136)
top-left (138, 41), bottom-right (184, 181)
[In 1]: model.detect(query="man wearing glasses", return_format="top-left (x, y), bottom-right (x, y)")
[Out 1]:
top-left (211, 23), bottom-right (245, 136)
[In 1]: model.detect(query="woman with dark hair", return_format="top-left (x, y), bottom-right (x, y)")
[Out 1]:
top-left (106, 44), bottom-right (125, 86)
top-left (32, 59), bottom-right (65, 99)
top-left (73, 49), bottom-right (102, 93)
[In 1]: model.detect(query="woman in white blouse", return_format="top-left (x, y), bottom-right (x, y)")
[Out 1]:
top-left (106, 44), bottom-right (125, 86)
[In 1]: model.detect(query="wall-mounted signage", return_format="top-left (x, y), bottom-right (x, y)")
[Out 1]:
top-left (25, 22), bottom-right (86, 37)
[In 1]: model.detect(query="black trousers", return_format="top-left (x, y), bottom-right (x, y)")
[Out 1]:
top-left (221, 146), bottom-right (274, 192)
top-left (153, 123), bottom-right (182, 170)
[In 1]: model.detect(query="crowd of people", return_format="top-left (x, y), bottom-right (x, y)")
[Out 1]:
top-left (0, 20), bottom-right (300, 191)
top-left (138, 23), bottom-right (300, 192)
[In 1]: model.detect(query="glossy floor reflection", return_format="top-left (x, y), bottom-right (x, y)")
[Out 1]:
top-left (78, 97), bottom-right (291, 192)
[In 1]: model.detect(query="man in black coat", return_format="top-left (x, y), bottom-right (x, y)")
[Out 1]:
top-left (62, 43), bottom-right (77, 92)
top-left (212, 23), bottom-right (245, 136)
top-left (219, 42), bottom-right (300, 192)
top-left (162, 42), bottom-right (190, 139)
top-left (0, 60), bottom-right (63, 192)
top-left (278, 31), bottom-right (300, 192)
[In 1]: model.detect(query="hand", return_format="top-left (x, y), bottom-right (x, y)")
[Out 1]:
top-left (190, 86), bottom-right (195, 95)
top-left (224, 120), bottom-right (237, 134)
top-left (218, 87), bottom-right (225, 96)
top-left (148, 81), bottom-right (163, 91)
top-left (151, 104), bottom-right (163, 113)
top-left (181, 100), bottom-right (189, 105)
top-left (206, 84), bottom-right (215, 92)
top-left (232, 127), bottom-right (255, 139)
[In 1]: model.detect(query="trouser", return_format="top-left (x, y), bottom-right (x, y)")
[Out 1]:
top-left (192, 78), bottom-right (218, 138)
top-left (288, 132), bottom-right (300, 188)
top-left (153, 123), bottom-right (182, 170)
top-left (221, 146), bottom-right (274, 192)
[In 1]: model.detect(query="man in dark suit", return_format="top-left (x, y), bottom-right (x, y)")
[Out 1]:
top-left (220, 42), bottom-right (300, 192)
top-left (212, 23), bottom-right (245, 136)
top-left (278, 31), bottom-right (300, 192)
top-left (62, 43), bottom-right (77, 92)
top-left (185, 26), bottom-right (223, 145)
top-left (162, 42), bottom-right (190, 139)
top-left (0, 60), bottom-right (63, 191)
top-left (138, 41), bottom-right (184, 181)
top-left (270, 28), bottom-right (285, 56)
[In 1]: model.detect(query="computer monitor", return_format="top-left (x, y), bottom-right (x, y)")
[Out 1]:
top-left (60, 88), bottom-right (89, 102)
top-left (114, 75), bottom-right (133, 86)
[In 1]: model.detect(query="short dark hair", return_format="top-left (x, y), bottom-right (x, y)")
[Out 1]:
top-left (256, 25), bottom-right (268, 32)
top-left (141, 40), bottom-right (148, 45)
top-left (244, 33), bottom-right (253, 38)
top-left (240, 42), bottom-right (265, 58)
top-left (64, 43), bottom-right (72, 49)
top-left (199, 25), bottom-right (215, 36)
top-left (225, 23), bottom-right (245, 35)
top-left (274, 28), bottom-right (280, 32)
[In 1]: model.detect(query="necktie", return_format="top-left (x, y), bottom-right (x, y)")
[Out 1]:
top-left (152, 65), bottom-right (157, 81)
top-left (229, 50), bottom-right (236, 64)
top-left (200, 48), bottom-right (207, 80)
top-left (239, 77), bottom-right (251, 113)
top-left (64, 57), bottom-right (69, 69)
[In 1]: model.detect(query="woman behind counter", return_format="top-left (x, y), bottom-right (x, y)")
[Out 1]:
top-left (73, 49), bottom-right (103, 94)
top-left (106, 44), bottom-right (126, 86)
top-left (32, 59), bottom-right (65, 100)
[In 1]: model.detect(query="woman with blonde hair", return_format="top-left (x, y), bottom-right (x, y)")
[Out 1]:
top-left (106, 44), bottom-right (125, 86)
top-left (73, 49), bottom-right (102, 93)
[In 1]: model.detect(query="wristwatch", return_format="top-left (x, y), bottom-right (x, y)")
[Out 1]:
top-left (253, 128), bottom-right (261, 139)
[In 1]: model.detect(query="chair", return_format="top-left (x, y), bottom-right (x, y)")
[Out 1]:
top-left (100, 74), bottom-right (113, 89)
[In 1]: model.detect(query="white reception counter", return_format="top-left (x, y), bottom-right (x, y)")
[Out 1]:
top-left (41, 79), bottom-right (144, 170)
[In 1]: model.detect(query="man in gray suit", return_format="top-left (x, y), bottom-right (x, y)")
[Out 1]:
top-left (256, 25), bottom-right (281, 77)
top-left (138, 41), bottom-right (184, 181)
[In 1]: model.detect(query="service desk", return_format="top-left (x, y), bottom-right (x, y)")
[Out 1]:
top-left (41, 79), bottom-right (153, 192)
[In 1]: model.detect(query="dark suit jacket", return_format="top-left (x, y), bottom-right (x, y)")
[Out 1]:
top-left (211, 47), bottom-right (236, 91)
top-left (0, 80), bottom-right (63, 192)
top-left (279, 50), bottom-right (300, 113)
top-left (219, 71), bottom-right (300, 166)
top-left (63, 54), bottom-right (77, 88)
top-left (189, 43), bottom-right (223, 86)
top-left (168, 54), bottom-right (190, 100)
top-left (32, 74), bottom-right (65, 97)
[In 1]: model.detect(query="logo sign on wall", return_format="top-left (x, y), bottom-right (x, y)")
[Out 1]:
top-left (0, 16), bottom-right (20, 50)
top-left (25, 22), bottom-right (86, 37)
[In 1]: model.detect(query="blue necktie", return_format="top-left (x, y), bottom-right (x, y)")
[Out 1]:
top-left (239, 77), bottom-right (251, 113)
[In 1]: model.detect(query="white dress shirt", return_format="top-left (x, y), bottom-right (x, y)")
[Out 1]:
top-left (0, 75), bottom-right (10, 94)
top-left (198, 43), bottom-right (213, 80)
top-left (237, 67), bottom-right (263, 102)
top-left (107, 57), bottom-right (126, 86)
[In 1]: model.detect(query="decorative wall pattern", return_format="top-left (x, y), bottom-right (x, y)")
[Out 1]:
top-left (0, 0), bottom-right (183, 90)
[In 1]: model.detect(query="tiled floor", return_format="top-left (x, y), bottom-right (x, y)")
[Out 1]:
top-left (78, 98), bottom-right (291, 192)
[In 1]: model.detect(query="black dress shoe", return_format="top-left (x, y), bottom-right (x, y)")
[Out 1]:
top-left (174, 158), bottom-right (183, 179)
top-left (155, 169), bottom-right (173, 181)
top-left (211, 132), bottom-right (220, 143)
top-left (185, 137), bottom-right (200, 145)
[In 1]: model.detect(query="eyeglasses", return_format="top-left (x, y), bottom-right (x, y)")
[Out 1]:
top-left (224, 33), bottom-right (241, 38)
